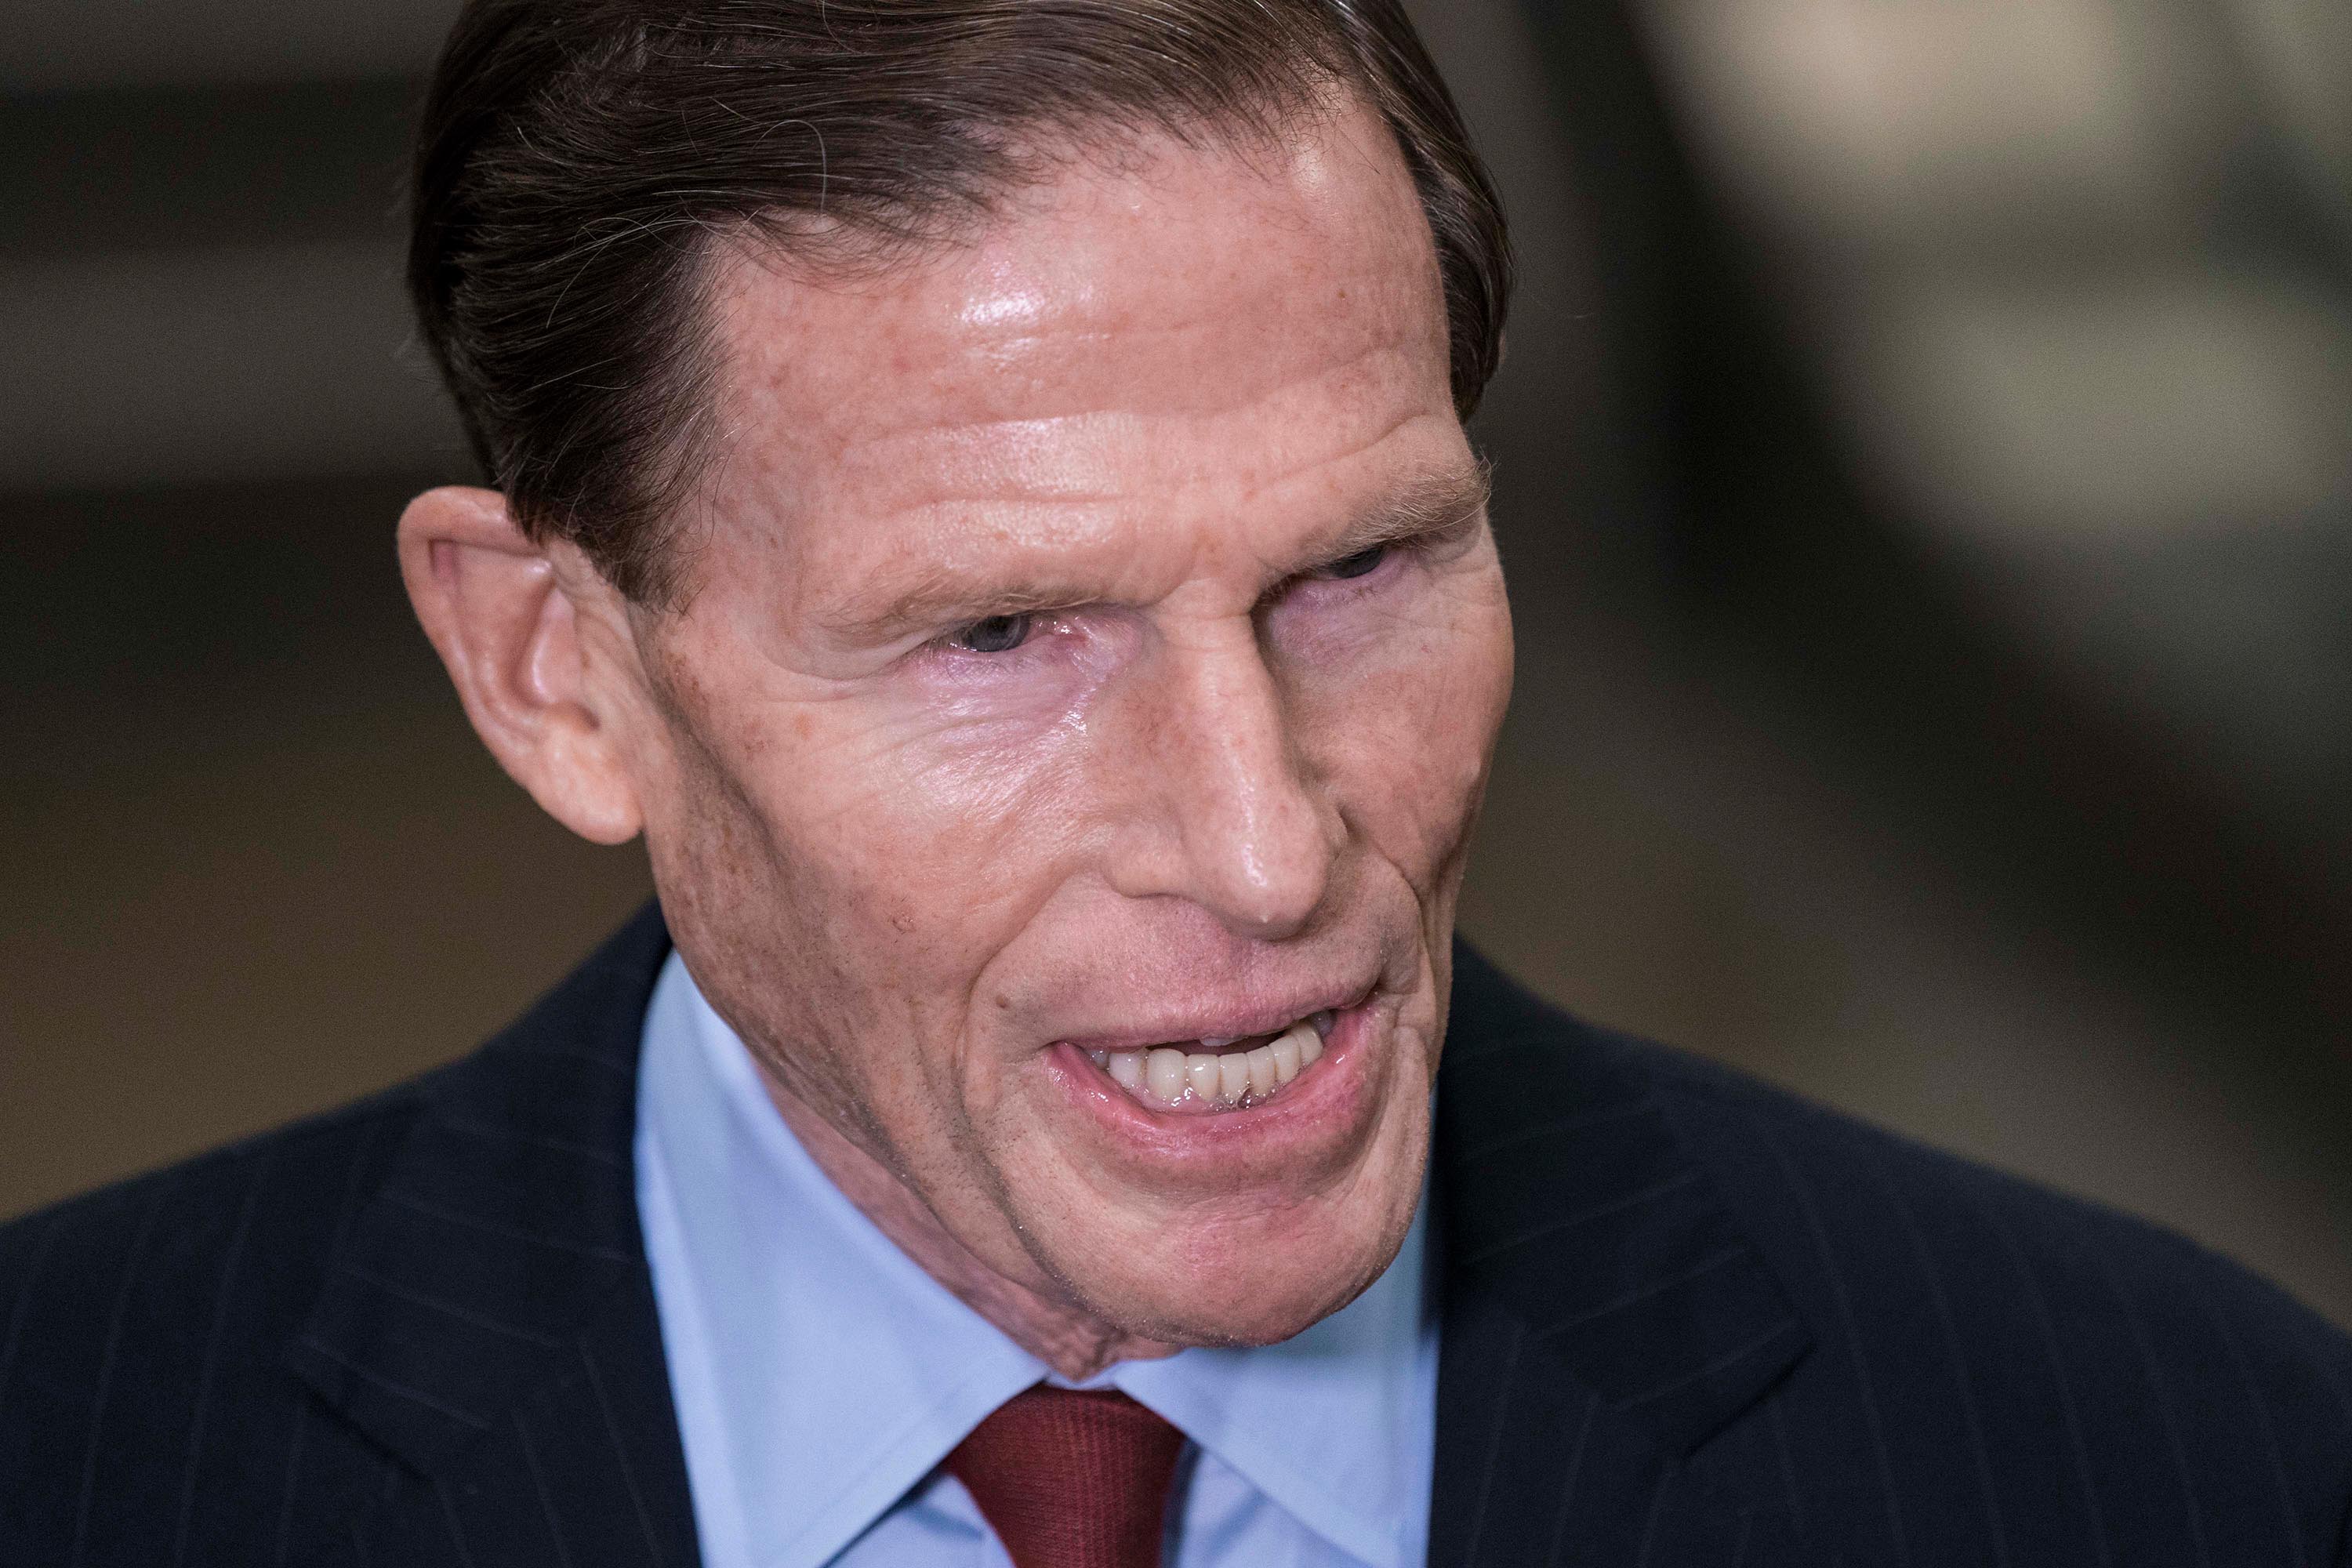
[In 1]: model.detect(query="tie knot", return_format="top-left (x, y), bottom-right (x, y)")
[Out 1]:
top-left (944, 1385), bottom-right (1186, 1568)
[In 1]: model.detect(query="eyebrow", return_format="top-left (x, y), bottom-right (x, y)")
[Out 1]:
top-left (822, 453), bottom-right (1493, 645)
top-left (1313, 453), bottom-right (1493, 565)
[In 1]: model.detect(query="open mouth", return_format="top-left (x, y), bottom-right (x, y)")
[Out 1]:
top-left (1083, 1011), bottom-right (1335, 1112)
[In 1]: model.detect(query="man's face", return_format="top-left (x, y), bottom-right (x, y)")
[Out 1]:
top-left (626, 100), bottom-right (1512, 1346)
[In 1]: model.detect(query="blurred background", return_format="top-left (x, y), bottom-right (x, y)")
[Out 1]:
top-left (3, 0), bottom-right (2347, 1322)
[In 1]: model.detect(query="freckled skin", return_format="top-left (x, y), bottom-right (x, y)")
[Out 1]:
top-left (578, 103), bottom-right (1512, 1373)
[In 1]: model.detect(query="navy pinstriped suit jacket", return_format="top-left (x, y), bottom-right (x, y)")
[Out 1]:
top-left (3, 904), bottom-right (2348, 1566)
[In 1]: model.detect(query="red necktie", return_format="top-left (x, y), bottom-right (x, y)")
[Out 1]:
top-left (943, 1385), bottom-right (1187, 1568)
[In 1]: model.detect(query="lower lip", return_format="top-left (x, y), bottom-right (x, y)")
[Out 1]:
top-left (1043, 1000), bottom-right (1381, 1160)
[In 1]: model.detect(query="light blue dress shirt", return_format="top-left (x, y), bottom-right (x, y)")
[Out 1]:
top-left (634, 952), bottom-right (1439, 1568)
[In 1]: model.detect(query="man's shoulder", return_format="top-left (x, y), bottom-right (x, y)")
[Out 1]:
top-left (0, 904), bottom-right (673, 1379)
top-left (1449, 940), bottom-right (2352, 1551)
top-left (1623, 1028), bottom-right (2352, 1380)
top-left (1453, 940), bottom-right (2351, 1371)
top-left (1639, 1036), bottom-right (2352, 1555)
top-left (0, 905), bottom-right (673, 1562)
top-left (0, 1073), bottom-right (431, 1319)
top-left (0, 1078), bottom-right (435, 1559)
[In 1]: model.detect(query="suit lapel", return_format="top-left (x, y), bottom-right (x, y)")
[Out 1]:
top-left (286, 904), bottom-right (701, 1566)
top-left (1427, 942), bottom-right (1817, 1566)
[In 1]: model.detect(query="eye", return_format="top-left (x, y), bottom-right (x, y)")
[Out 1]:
top-left (1321, 545), bottom-right (1389, 581)
top-left (950, 613), bottom-right (1034, 654)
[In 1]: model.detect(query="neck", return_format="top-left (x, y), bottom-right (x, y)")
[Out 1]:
top-left (756, 1070), bottom-right (1181, 1381)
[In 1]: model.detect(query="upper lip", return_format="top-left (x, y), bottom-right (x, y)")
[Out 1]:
top-left (1050, 983), bottom-right (1371, 1053)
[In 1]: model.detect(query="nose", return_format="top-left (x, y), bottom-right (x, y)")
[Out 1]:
top-left (1102, 620), bottom-right (1341, 940)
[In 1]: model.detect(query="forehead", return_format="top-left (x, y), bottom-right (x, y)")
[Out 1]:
top-left (692, 101), bottom-right (1456, 602)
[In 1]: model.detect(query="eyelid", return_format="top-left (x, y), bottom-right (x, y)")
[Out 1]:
top-left (1305, 520), bottom-right (1456, 582)
top-left (922, 606), bottom-right (1073, 659)
top-left (1296, 550), bottom-right (1381, 588)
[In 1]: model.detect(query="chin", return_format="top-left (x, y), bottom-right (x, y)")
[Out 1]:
top-left (1176, 1233), bottom-right (1410, 1348)
top-left (1035, 1115), bottom-right (1432, 1350)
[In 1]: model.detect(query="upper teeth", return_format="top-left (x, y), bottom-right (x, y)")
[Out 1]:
top-left (1092, 1017), bottom-right (1327, 1111)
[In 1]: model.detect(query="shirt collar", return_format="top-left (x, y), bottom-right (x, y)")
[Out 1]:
top-left (637, 950), bottom-right (1434, 1568)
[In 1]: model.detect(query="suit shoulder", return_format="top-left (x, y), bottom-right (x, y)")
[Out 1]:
top-left (1610, 1036), bottom-right (2352, 1526)
top-left (1644, 1042), bottom-right (2352, 1555)
top-left (1665, 1034), bottom-right (2343, 1316)
top-left (0, 1076), bottom-right (435, 1558)
top-left (0, 1075), bottom-right (433, 1396)
top-left (2, 1072), bottom-right (430, 1278)
top-left (1451, 946), bottom-right (2352, 1486)
top-left (0, 905), bottom-right (670, 1383)
top-left (1449, 945), bottom-right (2352, 1363)
top-left (1633, 1033), bottom-right (2350, 1358)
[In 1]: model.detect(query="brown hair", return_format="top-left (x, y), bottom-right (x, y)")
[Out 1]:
top-left (408, 0), bottom-right (1510, 605)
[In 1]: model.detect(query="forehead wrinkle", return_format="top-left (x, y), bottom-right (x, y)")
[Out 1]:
top-left (940, 263), bottom-right (1430, 379)
top-left (714, 212), bottom-right (1428, 420)
top-left (819, 343), bottom-right (1435, 523)
top-left (794, 293), bottom-right (1428, 441)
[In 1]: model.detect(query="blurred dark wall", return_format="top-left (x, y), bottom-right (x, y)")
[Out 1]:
top-left (4, 0), bottom-right (2346, 1323)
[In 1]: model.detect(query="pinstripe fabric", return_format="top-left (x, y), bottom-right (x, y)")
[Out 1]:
top-left (0, 908), bottom-right (695, 1568)
top-left (3, 910), bottom-right (2348, 1565)
top-left (1428, 945), bottom-right (2352, 1567)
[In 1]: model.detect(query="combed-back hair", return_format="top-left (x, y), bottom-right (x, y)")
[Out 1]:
top-left (408, 0), bottom-right (1511, 605)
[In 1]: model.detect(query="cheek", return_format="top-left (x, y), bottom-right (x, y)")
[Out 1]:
top-left (681, 692), bottom-right (1108, 1021)
top-left (1292, 584), bottom-right (1512, 881)
top-left (648, 718), bottom-right (1049, 1149)
top-left (826, 713), bottom-right (1100, 909)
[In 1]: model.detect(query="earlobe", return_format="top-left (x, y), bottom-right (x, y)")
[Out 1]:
top-left (396, 486), bottom-right (646, 845)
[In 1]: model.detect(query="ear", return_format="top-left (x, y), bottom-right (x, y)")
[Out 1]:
top-left (397, 485), bottom-right (645, 845)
